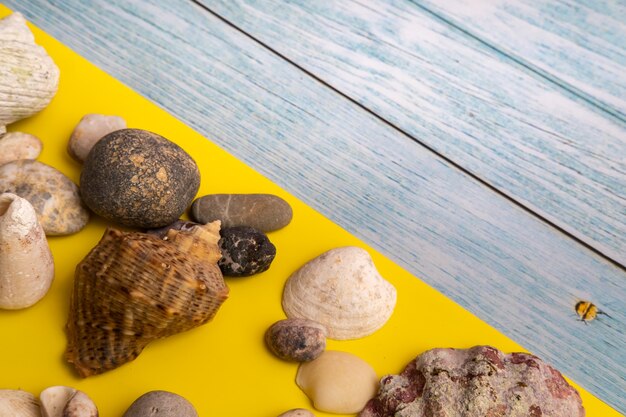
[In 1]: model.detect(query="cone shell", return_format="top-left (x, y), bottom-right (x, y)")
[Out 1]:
top-left (0, 192), bottom-right (54, 309)
top-left (282, 247), bottom-right (396, 340)
top-left (0, 13), bottom-right (60, 134)
top-left (65, 221), bottom-right (228, 377)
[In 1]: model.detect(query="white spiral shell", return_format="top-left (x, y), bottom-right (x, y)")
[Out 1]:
top-left (0, 12), bottom-right (60, 134)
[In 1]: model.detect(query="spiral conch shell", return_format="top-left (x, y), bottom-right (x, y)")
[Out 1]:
top-left (0, 12), bottom-right (60, 134)
top-left (282, 247), bottom-right (397, 340)
top-left (0, 192), bottom-right (54, 309)
top-left (65, 221), bottom-right (229, 377)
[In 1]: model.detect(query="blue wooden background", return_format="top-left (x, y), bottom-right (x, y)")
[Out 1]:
top-left (3, 0), bottom-right (625, 413)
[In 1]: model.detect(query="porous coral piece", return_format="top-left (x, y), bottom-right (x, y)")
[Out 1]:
top-left (359, 346), bottom-right (584, 417)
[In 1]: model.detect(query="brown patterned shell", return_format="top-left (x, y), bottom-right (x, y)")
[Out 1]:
top-left (65, 221), bottom-right (228, 377)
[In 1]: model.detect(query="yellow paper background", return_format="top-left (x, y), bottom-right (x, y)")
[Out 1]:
top-left (0, 6), bottom-right (620, 416)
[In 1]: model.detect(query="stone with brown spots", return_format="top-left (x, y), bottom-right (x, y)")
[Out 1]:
top-left (359, 346), bottom-right (585, 417)
top-left (80, 129), bottom-right (200, 228)
top-left (0, 160), bottom-right (89, 235)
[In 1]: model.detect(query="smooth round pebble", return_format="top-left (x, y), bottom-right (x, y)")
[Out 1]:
top-left (68, 113), bottom-right (127, 162)
top-left (266, 318), bottom-right (326, 362)
top-left (80, 128), bottom-right (200, 228)
top-left (191, 193), bottom-right (292, 232)
top-left (0, 160), bottom-right (89, 235)
top-left (123, 391), bottom-right (198, 417)
top-left (219, 226), bottom-right (276, 276)
top-left (278, 409), bottom-right (315, 417)
top-left (0, 132), bottom-right (42, 166)
top-left (296, 350), bottom-right (378, 414)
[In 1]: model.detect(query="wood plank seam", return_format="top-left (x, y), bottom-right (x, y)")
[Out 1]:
top-left (410, 0), bottom-right (626, 124)
top-left (194, 0), bottom-right (626, 272)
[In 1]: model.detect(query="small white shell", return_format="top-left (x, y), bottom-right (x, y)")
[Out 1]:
top-left (282, 246), bottom-right (396, 340)
top-left (0, 390), bottom-right (41, 417)
top-left (40, 386), bottom-right (98, 417)
top-left (40, 386), bottom-right (76, 417)
top-left (0, 12), bottom-right (60, 133)
top-left (0, 192), bottom-right (54, 309)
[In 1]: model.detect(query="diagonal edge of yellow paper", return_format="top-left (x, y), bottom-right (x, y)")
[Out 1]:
top-left (0, 5), bottom-right (620, 417)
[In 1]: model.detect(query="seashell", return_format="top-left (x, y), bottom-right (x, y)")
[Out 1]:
top-left (40, 386), bottom-right (98, 417)
top-left (0, 13), bottom-right (60, 134)
top-left (296, 350), bottom-right (378, 414)
top-left (0, 390), bottom-right (41, 417)
top-left (65, 221), bottom-right (228, 377)
top-left (0, 192), bottom-right (54, 309)
top-left (277, 409), bottom-right (315, 417)
top-left (282, 247), bottom-right (396, 340)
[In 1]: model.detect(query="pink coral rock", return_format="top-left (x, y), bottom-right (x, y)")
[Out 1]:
top-left (359, 346), bottom-right (584, 417)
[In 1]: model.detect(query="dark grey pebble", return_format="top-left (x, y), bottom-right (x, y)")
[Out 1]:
top-left (218, 226), bottom-right (276, 276)
top-left (190, 193), bottom-right (292, 232)
top-left (80, 129), bottom-right (200, 228)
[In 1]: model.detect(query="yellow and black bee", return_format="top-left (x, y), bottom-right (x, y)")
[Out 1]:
top-left (575, 301), bottom-right (610, 323)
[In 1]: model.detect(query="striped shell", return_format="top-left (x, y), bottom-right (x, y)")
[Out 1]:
top-left (65, 221), bottom-right (228, 377)
top-left (0, 13), bottom-right (60, 134)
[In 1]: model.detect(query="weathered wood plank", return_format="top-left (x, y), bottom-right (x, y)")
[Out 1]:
top-left (204, 0), bottom-right (626, 267)
top-left (414, 0), bottom-right (626, 120)
top-left (4, 0), bottom-right (625, 412)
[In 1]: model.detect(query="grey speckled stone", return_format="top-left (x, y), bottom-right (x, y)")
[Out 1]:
top-left (0, 160), bottom-right (89, 235)
top-left (218, 226), bottom-right (276, 276)
top-left (191, 193), bottom-right (292, 232)
top-left (123, 391), bottom-right (198, 417)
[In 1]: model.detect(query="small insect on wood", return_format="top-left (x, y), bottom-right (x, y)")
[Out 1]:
top-left (575, 301), bottom-right (610, 324)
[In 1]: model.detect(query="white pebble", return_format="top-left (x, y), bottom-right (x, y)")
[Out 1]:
top-left (0, 132), bottom-right (42, 166)
top-left (67, 113), bottom-right (126, 162)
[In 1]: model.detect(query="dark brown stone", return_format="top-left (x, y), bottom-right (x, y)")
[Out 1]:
top-left (80, 129), bottom-right (200, 228)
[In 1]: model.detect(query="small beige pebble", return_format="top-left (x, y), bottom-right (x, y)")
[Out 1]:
top-left (296, 350), bottom-right (378, 414)
top-left (68, 113), bottom-right (126, 162)
top-left (0, 132), bottom-right (42, 166)
top-left (277, 409), bottom-right (315, 417)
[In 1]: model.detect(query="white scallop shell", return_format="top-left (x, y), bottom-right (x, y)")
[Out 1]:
top-left (282, 246), bottom-right (397, 340)
top-left (0, 390), bottom-right (41, 417)
top-left (0, 12), bottom-right (60, 134)
top-left (0, 192), bottom-right (55, 309)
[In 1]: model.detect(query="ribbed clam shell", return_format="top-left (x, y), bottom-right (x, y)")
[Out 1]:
top-left (65, 221), bottom-right (228, 377)
top-left (282, 247), bottom-right (397, 340)
top-left (0, 390), bottom-right (40, 417)
top-left (0, 13), bottom-right (60, 133)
